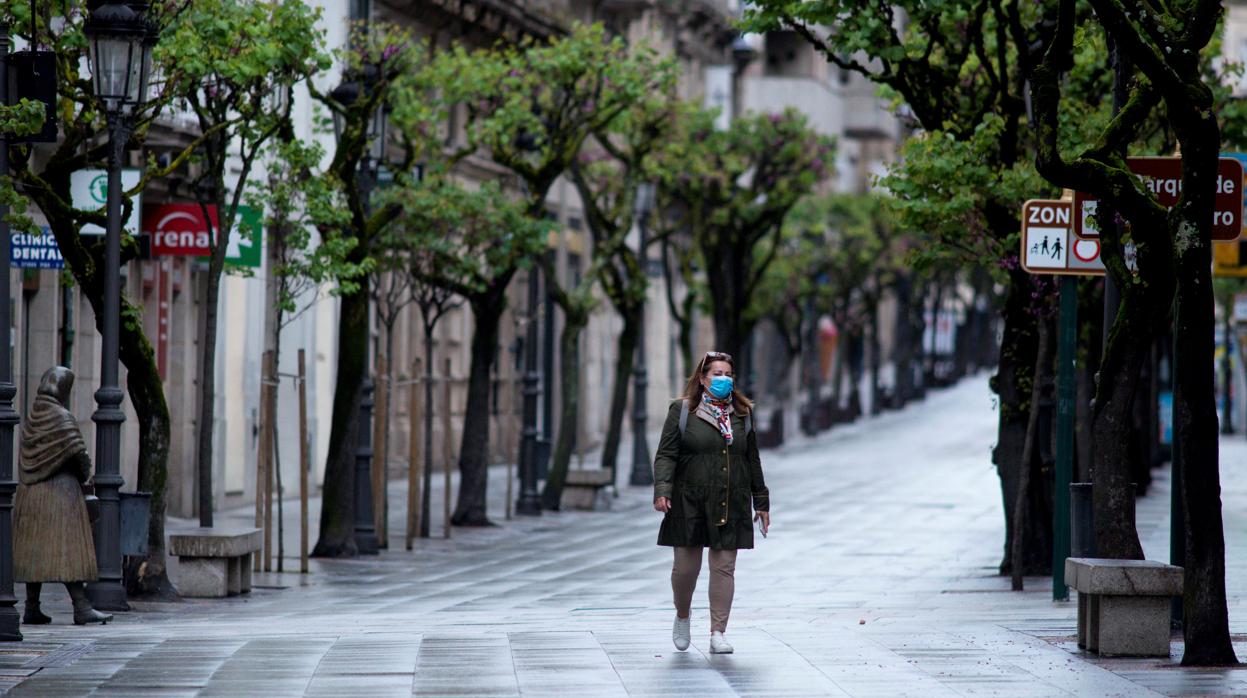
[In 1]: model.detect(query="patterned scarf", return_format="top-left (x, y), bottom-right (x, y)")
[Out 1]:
top-left (702, 393), bottom-right (734, 445)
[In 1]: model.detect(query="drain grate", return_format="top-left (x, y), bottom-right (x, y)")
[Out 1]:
top-left (23, 641), bottom-right (95, 669)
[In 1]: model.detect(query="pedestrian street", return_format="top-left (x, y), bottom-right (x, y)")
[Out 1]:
top-left (5, 376), bottom-right (1247, 697)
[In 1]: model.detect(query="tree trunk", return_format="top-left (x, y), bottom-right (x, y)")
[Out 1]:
top-left (992, 271), bottom-right (1045, 576)
top-left (1089, 273), bottom-right (1153, 561)
top-left (1012, 314), bottom-right (1052, 590)
top-left (195, 252), bottom-right (226, 527)
top-left (868, 294), bottom-right (882, 415)
top-left (893, 275), bottom-right (916, 407)
top-left (541, 310), bottom-right (588, 511)
top-left (451, 292), bottom-right (506, 526)
top-left (599, 305), bottom-right (639, 477)
top-left (706, 236), bottom-right (752, 377)
top-left (119, 306), bottom-right (177, 598)
top-left (1172, 117), bottom-right (1237, 666)
top-left (311, 281), bottom-right (370, 557)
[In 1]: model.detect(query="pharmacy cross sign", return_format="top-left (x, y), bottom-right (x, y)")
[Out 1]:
top-left (1074, 156), bottom-right (1245, 241)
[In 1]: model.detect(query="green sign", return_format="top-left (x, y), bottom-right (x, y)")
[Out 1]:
top-left (226, 205), bottom-right (263, 268)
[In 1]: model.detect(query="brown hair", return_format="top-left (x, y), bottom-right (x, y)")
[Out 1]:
top-left (681, 351), bottom-right (753, 414)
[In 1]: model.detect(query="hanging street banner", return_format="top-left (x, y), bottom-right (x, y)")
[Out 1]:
top-left (71, 169), bottom-right (142, 236)
top-left (11, 228), bottom-right (64, 269)
top-left (1021, 199), bottom-right (1109, 276)
top-left (1073, 157), bottom-right (1244, 241)
top-left (141, 203), bottom-right (263, 268)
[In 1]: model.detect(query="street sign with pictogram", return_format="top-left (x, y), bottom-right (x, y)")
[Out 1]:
top-left (1021, 199), bottom-right (1106, 276)
top-left (1074, 157), bottom-right (1244, 241)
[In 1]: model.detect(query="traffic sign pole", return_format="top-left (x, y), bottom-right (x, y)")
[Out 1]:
top-left (1052, 275), bottom-right (1077, 601)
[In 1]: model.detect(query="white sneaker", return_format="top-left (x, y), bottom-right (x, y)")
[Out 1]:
top-left (710, 631), bottom-right (734, 654)
top-left (673, 616), bottom-right (691, 651)
top-left (673, 615), bottom-right (693, 648)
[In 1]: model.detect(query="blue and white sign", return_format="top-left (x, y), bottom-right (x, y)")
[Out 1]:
top-left (11, 228), bottom-right (64, 269)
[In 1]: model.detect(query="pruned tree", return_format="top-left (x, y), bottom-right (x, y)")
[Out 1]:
top-left (310, 24), bottom-right (420, 556)
top-left (743, 0), bottom-right (1065, 576)
top-left (655, 105), bottom-right (831, 382)
top-left (1028, 0), bottom-right (1236, 666)
top-left (377, 171), bottom-right (549, 526)
top-left (569, 88), bottom-right (677, 479)
top-left (161, 0), bottom-right (328, 528)
top-left (6, 0), bottom-right (292, 596)
top-left (431, 23), bottom-right (671, 511)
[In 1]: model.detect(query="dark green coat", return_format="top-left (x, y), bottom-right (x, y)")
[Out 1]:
top-left (654, 399), bottom-right (769, 550)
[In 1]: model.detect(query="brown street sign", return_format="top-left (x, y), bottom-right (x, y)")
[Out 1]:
top-left (1074, 156), bottom-right (1244, 241)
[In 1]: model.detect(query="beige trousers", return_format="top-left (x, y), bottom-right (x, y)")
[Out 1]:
top-left (672, 546), bottom-right (737, 633)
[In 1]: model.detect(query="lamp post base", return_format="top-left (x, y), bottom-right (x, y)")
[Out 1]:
top-left (628, 467), bottom-right (653, 487)
top-left (0, 607), bottom-right (20, 641)
top-left (515, 494), bottom-right (542, 516)
top-left (353, 531), bottom-right (379, 555)
top-left (85, 580), bottom-right (129, 612)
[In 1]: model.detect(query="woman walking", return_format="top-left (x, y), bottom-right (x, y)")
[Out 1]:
top-left (654, 351), bottom-right (770, 654)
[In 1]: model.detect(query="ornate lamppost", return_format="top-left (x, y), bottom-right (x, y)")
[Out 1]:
top-left (0, 18), bottom-right (20, 641)
top-left (330, 67), bottom-right (388, 554)
top-left (83, 0), bottom-right (154, 612)
top-left (515, 263), bottom-right (543, 516)
top-left (629, 182), bottom-right (656, 487)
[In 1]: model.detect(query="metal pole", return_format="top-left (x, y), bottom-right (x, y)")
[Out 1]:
top-left (0, 22), bottom-right (22, 641)
top-left (1052, 276), bottom-right (1077, 601)
top-left (86, 113), bottom-right (129, 611)
top-left (352, 160), bottom-right (378, 554)
top-left (516, 268), bottom-right (542, 516)
top-left (1171, 380), bottom-right (1185, 628)
top-left (629, 213), bottom-right (652, 487)
top-left (353, 377), bottom-right (378, 553)
top-left (298, 349), bottom-right (309, 573)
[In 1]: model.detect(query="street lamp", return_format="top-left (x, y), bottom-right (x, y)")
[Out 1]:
top-left (729, 34), bottom-right (757, 123)
top-left (0, 19), bottom-right (21, 642)
top-left (515, 264), bottom-right (543, 516)
top-left (629, 182), bottom-right (657, 487)
top-left (82, 1), bottom-right (153, 611)
top-left (331, 67), bottom-right (387, 553)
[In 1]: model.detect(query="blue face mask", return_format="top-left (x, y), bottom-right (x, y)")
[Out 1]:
top-left (707, 375), bottom-right (734, 399)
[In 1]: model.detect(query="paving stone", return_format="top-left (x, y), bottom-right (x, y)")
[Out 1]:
top-left (3, 379), bottom-right (1246, 696)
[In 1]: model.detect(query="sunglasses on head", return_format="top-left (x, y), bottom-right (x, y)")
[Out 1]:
top-left (703, 351), bottom-right (732, 362)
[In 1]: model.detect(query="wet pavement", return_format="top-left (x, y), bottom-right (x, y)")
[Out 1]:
top-left (6, 375), bottom-right (1247, 696)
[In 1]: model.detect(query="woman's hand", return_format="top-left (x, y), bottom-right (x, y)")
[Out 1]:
top-left (754, 511), bottom-right (770, 536)
top-left (654, 497), bottom-right (672, 513)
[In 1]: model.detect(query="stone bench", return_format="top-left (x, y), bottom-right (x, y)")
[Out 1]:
top-left (560, 469), bottom-right (613, 511)
top-left (1065, 557), bottom-right (1183, 657)
top-left (169, 527), bottom-right (262, 598)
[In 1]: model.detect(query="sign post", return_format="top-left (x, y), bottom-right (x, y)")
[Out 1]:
top-left (1020, 199), bottom-right (1091, 602)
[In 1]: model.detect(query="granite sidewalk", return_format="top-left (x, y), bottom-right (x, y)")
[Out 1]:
top-left (2, 376), bottom-right (1247, 696)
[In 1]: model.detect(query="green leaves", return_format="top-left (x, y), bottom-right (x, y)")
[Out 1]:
top-left (379, 176), bottom-right (552, 300)
top-left (656, 105), bottom-right (833, 253)
top-left (880, 114), bottom-right (1051, 276)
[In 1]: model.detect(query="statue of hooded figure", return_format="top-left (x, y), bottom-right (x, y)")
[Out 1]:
top-left (14, 367), bottom-right (112, 625)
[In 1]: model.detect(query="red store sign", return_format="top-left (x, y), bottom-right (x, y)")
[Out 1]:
top-left (143, 203), bottom-right (218, 256)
